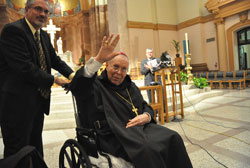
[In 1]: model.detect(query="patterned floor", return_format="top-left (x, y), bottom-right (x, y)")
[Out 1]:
top-left (1, 88), bottom-right (250, 168)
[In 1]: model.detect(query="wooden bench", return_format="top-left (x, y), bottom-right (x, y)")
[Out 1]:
top-left (212, 71), bottom-right (224, 89)
top-left (221, 71), bottom-right (245, 89)
top-left (206, 72), bottom-right (216, 88)
top-left (197, 71), bottom-right (246, 90)
top-left (245, 70), bottom-right (250, 87)
top-left (139, 85), bottom-right (165, 125)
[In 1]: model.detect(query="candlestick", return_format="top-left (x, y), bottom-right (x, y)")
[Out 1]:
top-left (185, 33), bottom-right (189, 54)
top-left (185, 53), bottom-right (193, 85)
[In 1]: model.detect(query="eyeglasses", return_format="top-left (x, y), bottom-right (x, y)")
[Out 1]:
top-left (111, 65), bottom-right (127, 73)
top-left (32, 6), bottom-right (50, 15)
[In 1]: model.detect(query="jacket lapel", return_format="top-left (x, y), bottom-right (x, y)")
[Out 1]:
top-left (21, 18), bottom-right (40, 64)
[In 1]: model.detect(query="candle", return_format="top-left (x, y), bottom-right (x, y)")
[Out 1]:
top-left (185, 33), bottom-right (189, 54)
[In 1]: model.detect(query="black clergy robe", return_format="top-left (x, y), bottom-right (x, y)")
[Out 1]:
top-left (70, 67), bottom-right (193, 168)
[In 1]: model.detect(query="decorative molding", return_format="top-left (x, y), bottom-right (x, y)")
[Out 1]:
top-left (239, 11), bottom-right (249, 23)
top-left (127, 21), bottom-right (155, 30)
top-left (206, 0), bottom-right (236, 13)
top-left (177, 16), bottom-right (202, 30)
top-left (214, 17), bottom-right (224, 25)
top-left (177, 15), bottom-right (214, 30)
top-left (156, 24), bottom-right (177, 31)
top-left (127, 15), bottom-right (213, 31)
top-left (227, 19), bottom-right (250, 71)
top-left (206, 0), bottom-right (250, 20)
top-left (201, 14), bottom-right (214, 23)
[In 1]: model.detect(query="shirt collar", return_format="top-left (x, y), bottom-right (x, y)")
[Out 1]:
top-left (25, 17), bottom-right (40, 36)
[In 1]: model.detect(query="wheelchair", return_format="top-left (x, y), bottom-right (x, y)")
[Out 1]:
top-left (59, 91), bottom-right (134, 168)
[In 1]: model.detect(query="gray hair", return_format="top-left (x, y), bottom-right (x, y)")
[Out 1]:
top-left (146, 48), bottom-right (153, 52)
top-left (25, 0), bottom-right (48, 8)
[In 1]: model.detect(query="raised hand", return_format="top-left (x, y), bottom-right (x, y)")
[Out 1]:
top-left (95, 34), bottom-right (120, 63)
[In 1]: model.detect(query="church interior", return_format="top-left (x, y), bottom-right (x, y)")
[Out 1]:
top-left (0, 0), bottom-right (250, 167)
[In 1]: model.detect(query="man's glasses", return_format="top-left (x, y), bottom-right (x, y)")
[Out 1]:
top-left (32, 6), bottom-right (50, 15)
top-left (111, 65), bottom-right (127, 73)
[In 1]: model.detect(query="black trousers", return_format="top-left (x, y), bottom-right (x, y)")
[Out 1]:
top-left (145, 75), bottom-right (162, 103)
top-left (1, 91), bottom-right (45, 158)
top-left (0, 90), bottom-right (3, 125)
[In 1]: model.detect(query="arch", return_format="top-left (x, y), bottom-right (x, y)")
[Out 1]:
top-left (227, 20), bottom-right (250, 70)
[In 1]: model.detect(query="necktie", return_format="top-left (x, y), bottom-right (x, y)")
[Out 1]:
top-left (34, 31), bottom-right (50, 99)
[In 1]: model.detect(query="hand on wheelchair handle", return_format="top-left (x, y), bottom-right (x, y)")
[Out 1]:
top-left (62, 83), bottom-right (71, 94)
top-left (126, 113), bottom-right (150, 128)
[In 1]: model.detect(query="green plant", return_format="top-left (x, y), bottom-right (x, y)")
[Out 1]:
top-left (193, 77), bottom-right (208, 89)
top-left (172, 40), bottom-right (181, 54)
top-left (180, 71), bottom-right (188, 83)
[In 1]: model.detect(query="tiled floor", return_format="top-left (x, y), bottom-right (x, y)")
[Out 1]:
top-left (179, 88), bottom-right (250, 168)
top-left (1, 88), bottom-right (250, 168)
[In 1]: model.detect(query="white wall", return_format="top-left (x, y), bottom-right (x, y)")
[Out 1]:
top-left (176, 0), bottom-right (201, 23)
top-left (155, 0), bottom-right (177, 25)
top-left (119, 0), bottom-right (217, 68)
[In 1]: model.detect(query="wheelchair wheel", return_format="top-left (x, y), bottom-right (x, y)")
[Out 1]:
top-left (59, 139), bottom-right (91, 168)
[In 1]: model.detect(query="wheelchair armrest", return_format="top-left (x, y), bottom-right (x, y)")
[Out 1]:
top-left (76, 127), bottom-right (99, 158)
top-left (76, 127), bottom-right (96, 135)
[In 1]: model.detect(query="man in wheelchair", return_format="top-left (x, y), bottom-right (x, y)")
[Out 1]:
top-left (69, 34), bottom-right (192, 168)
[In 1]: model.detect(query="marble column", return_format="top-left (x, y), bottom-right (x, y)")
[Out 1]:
top-left (108, 0), bottom-right (130, 65)
top-left (216, 19), bottom-right (228, 71)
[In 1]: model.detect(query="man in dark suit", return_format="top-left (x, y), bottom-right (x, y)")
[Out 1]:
top-left (140, 48), bottom-right (160, 102)
top-left (0, 0), bottom-right (74, 159)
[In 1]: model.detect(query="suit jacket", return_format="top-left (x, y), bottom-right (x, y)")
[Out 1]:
top-left (140, 58), bottom-right (160, 85)
top-left (0, 18), bottom-right (73, 115)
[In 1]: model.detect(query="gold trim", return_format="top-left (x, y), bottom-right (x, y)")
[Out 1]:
top-left (239, 11), bottom-right (249, 23)
top-left (206, 0), bottom-right (250, 21)
top-left (227, 20), bottom-right (250, 71)
top-left (127, 15), bottom-right (213, 31)
top-left (177, 15), bottom-right (214, 30)
top-left (216, 0), bottom-right (250, 19)
top-left (156, 24), bottom-right (177, 31)
top-left (177, 16), bottom-right (202, 30)
top-left (127, 21), bottom-right (155, 29)
top-left (201, 14), bottom-right (214, 23)
top-left (206, 0), bottom-right (236, 12)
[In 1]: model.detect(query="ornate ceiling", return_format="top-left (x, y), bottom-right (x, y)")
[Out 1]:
top-left (7, 0), bottom-right (81, 16)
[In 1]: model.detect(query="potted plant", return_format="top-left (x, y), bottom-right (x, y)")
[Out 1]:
top-left (180, 71), bottom-right (188, 84)
top-left (172, 40), bottom-right (181, 57)
top-left (193, 77), bottom-right (208, 89)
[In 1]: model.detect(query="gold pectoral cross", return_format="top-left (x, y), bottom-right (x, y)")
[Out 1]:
top-left (132, 105), bottom-right (138, 116)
